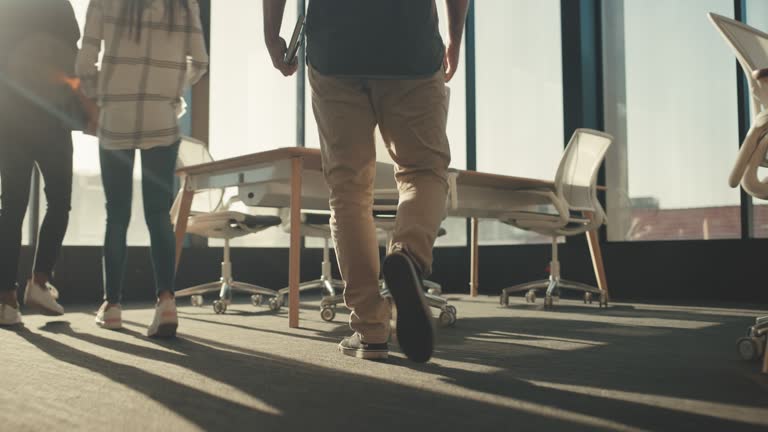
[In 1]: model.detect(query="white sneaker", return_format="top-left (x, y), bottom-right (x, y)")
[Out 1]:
top-left (95, 303), bottom-right (122, 330)
top-left (147, 299), bottom-right (178, 338)
top-left (0, 303), bottom-right (22, 326)
top-left (23, 280), bottom-right (64, 316)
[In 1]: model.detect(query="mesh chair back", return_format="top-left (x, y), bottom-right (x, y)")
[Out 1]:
top-left (177, 136), bottom-right (223, 213)
top-left (709, 13), bottom-right (768, 110)
top-left (554, 129), bottom-right (612, 212)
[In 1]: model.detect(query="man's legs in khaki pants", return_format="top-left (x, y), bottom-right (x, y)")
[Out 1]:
top-left (309, 67), bottom-right (450, 362)
top-left (309, 68), bottom-right (391, 348)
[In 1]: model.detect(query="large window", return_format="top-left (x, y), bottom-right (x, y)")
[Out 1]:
top-left (746, 0), bottom-right (768, 238)
top-left (475, 0), bottom-right (565, 245)
top-left (209, 0), bottom-right (299, 247)
top-left (603, 0), bottom-right (741, 242)
top-left (304, 2), bottom-right (467, 247)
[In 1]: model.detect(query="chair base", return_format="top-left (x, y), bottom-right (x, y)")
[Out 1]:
top-left (176, 279), bottom-right (279, 315)
top-left (270, 277), bottom-right (346, 312)
top-left (275, 277), bottom-right (345, 303)
top-left (500, 278), bottom-right (608, 310)
top-left (736, 316), bottom-right (768, 363)
top-left (318, 280), bottom-right (457, 328)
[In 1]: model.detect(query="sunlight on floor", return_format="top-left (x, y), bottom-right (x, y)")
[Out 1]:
top-left (526, 379), bottom-right (768, 427)
top-left (467, 330), bottom-right (607, 351)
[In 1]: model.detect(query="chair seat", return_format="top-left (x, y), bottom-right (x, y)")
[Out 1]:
top-left (188, 211), bottom-right (282, 239)
top-left (502, 211), bottom-right (592, 233)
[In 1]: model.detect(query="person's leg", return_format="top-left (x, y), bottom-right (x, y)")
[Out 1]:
top-left (140, 142), bottom-right (179, 300)
top-left (140, 142), bottom-right (179, 338)
top-left (372, 71), bottom-right (451, 275)
top-left (0, 138), bottom-right (35, 309)
top-left (99, 147), bottom-right (135, 306)
top-left (309, 67), bottom-right (390, 351)
top-left (31, 129), bottom-right (73, 286)
top-left (370, 70), bottom-right (451, 363)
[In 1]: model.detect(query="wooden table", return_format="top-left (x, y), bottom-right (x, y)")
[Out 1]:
top-left (174, 147), bottom-right (609, 328)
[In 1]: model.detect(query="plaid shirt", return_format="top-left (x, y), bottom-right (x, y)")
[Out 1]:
top-left (76, 0), bottom-right (208, 150)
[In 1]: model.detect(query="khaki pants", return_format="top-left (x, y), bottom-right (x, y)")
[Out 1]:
top-left (309, 67), bottom-right (451, 343)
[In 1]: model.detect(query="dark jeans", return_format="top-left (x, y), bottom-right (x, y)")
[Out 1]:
top-left (0, 127), bottom-right (73, 292)
top-left (99, 143), bottom-right (179, 304)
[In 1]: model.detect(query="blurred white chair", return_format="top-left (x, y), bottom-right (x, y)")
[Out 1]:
top-left (172, 137), bottom-right (283, 314)
top-left (268, 211), bottom-right (345, 310)
top-left (709, 13), bottom-right (768, 367)
top-left (710, 13), bottom-right (768, 198)
top-left (499, 129), bottom-right (612, 309)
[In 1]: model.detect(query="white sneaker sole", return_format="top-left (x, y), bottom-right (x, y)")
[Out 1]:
top-left (0, 319), bottom-right (23, 327)
top-left (24, 298), bottom-right (64, 316)
top-left (95, 318), bottom-right (123, 330)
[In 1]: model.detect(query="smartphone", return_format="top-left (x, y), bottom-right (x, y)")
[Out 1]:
top-left (284, 14), bottom-right (306, 65)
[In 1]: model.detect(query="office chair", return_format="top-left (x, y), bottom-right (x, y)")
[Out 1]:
top-left (709, 13), bottom-right (768, 368)
top-left (499, 129), bottom-right (612, 310)
top-left (252, 212), bottom-right (346, 311)
top-left (171, 137), bottom-right (283, 314)
top-left (710, 13), bottom-right (768, 199)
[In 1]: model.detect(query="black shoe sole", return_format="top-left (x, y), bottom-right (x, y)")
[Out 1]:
top-left (338, 344), bottom-right (389, 360)
top-left (383, 252), bottom-right (434, 363)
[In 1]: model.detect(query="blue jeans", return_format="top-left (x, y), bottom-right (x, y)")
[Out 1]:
top-left (99, 142), bottom-right (179, 304)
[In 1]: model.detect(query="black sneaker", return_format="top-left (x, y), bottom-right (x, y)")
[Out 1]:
top-left (338, 333), bottom-right (389, 360)
top-left (383, 251), bottom-right (434, 363)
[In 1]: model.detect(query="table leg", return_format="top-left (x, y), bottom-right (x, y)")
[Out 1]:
top-left (763, 339), bottom-right (768, 374)
top-left (584, 212), bottom-right (609, 300)
top-left (174, 176), bottom-right (194, 271)
top-left (289, 157), bottom-right (303, 328)
top-left (470, 217), bottom-right (479, 297)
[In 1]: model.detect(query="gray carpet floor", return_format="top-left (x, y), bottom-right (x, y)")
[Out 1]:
top-left (2, 294), bottom-right (767, 432)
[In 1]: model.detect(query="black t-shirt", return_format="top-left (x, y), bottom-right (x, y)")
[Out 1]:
top-left (305, 0), bottom-right (444, 78)
top-left (0, 0), bottom-right (81, 129)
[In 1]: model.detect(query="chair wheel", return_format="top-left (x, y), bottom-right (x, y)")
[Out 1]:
top-left (213, 300), bottom-right (227, 314)
top-left (599, 292), bottom-right (609, 308)
top-left (190, 295), bottom-right (204, 307)
top-left (525, 290), bottom-right (537, 304)
top-left (268, 298), bottom-right (281, 312)
top-left (251, 295), bottom-right (263, 307)
top-left (439, 311), bottom-right (456, 327)
top-left (500, 292), bottom-right (510, 306)
top-left (445, 305), bottom-right (457, 317)
top-left (320, 306), bottom-right (336, 322)
top-left (584, 292), bottom-right (593, 304)
top-left (737, 337), bottom-right (760, 361)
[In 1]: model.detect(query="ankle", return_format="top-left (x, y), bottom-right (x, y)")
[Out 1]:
top-left (105, 302), bottom-right (120, 310)
top-left (157, 291), bottom-right (175, 303)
